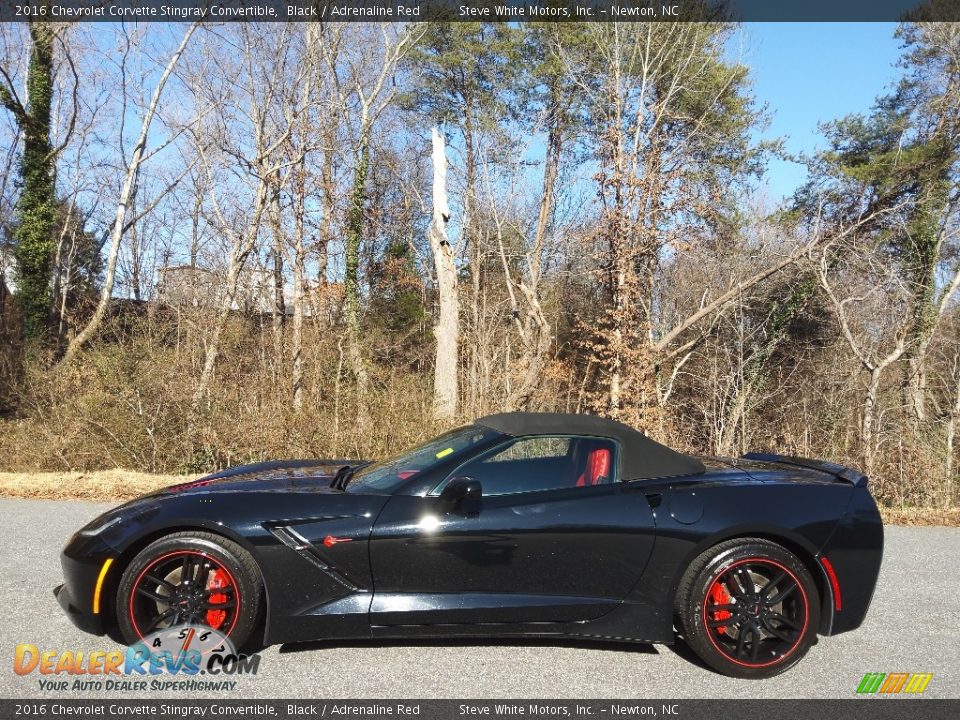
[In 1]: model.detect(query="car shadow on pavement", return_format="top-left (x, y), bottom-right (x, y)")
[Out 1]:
top-left (278, 637), bottom-right (661, 656)
top-left (662, 634), bottom-right (713, 672)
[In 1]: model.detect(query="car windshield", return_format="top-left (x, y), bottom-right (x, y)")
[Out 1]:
top-left (344, 425), bottom-right (499, 493)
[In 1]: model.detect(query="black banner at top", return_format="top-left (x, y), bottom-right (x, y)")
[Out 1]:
top-left (2, 0), bottom-right (959, 23)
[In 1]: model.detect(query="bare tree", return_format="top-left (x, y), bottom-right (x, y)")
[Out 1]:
top-left (320, 24), bottom-right (423, 430)
top-left (476, 131), bottom-right (554, 412)
top-left (187, 25), bottom-right (315, 411)
top-left (60, 23), bottom-right (198, 365)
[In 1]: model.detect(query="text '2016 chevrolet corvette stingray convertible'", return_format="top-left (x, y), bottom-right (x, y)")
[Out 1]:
top-left (55, 412), bottom-right (882, 678)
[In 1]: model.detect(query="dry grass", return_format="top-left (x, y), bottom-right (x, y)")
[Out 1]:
top-left (879, 506), bottom-right (960, 527)
top-left (1, 471), bottom-right (959, 527)
top-left (0, 470), bottom-right (196, 502)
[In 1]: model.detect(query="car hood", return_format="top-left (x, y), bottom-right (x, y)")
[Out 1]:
top-left (158, 459), bottom-right (370, 496)
top-left (74, 459), bottom-right (381, 549)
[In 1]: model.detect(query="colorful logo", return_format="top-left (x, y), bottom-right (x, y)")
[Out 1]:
top-left (14, 624), bottom-right (259, 692)
top-left (857, 672), bottom-right (933, 695)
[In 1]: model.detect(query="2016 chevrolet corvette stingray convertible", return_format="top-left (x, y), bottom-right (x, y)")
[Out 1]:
top-left (55, 412), bottom-right (882, 678)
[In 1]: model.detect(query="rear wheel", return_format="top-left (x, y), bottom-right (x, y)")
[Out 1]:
top-left (675, 538), bottom-right (819, 678)
top-left (116, 532), bottom-right (262, 649)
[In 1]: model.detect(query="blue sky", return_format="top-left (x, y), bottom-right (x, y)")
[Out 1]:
top-left (742, 22), bottom-right (905, 200)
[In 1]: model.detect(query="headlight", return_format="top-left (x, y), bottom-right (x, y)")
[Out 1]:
top-left (77, 513), bottom-right (124, 536)
top-left (76, 502), bottom-right (159, 537)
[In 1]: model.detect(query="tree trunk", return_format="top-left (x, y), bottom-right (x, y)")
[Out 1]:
top-left (344, 135), bottom-right (370, 430)
top-left (862, 369), bottom-right (882, 477)
top-left (317, 143), bottom-right (335, 286)
top-left (945, 413), bottom-right (955, 509)
top-left (905, 351), bottom-right (929, 423)
top-left (267, 191), bottom-right (286, 381)
top-left (462, 112), bottom-right (480, 417)
top-left (945, 360), bottom-right (960, 508)
top-left (192, 180), bottom-right (269, 411)
top-left (531, 87), bottom-right (562, 286)
top-left (903, 246), bottom-right (938, 425)
top-left (507, 282), bottom-right (551, 411)
top-left (505, 83), bottom-right (562, 411)
top-left (291, 162), bottom-right (307, 411)
top-left (429, 127), bottom-right (458, 421)
top-left (291, 243), bottom-right (305, 411)
top-left (3, 22), bottom-right (56, 343)
top-left (271, 198), bottom-right (286, 329)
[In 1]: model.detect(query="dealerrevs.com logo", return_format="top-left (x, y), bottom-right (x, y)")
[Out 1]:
top-left (13, 624), bottom-right (259, 692)
top-left (856, 672), bottom-right (933, 695)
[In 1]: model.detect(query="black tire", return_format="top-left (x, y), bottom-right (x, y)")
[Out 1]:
top-left (675, 538), bottom-right (820, 679)
top-left (116, 531), bottom-right (262, 650)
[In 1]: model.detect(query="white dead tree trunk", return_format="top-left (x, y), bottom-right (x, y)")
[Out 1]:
top-left (429, 126), bottom-right (459, 421)
top-left (60, 24), bottom-right (197, 365)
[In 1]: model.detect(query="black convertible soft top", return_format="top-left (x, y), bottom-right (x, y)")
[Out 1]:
top-left (476, 412), bottom-right (706, 481)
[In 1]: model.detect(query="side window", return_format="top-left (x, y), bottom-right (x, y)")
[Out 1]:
top-left (486, 436), bottom-right (570, 462)
top-left (443, 436), bottom-right (618, 497)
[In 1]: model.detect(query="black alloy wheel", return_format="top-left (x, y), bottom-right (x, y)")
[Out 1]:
top-left (116, 531), bottom-right (262, 648)
top-left (675, 538), bottom-right (820, 678)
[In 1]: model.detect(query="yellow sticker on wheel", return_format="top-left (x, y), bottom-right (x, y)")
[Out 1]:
top-left (436, 447), bottom-right (454, 459)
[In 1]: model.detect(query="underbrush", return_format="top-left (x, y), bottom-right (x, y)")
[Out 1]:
top-left (0, 315), bottom-right (443, 474)
top-left (0, 313), bottom-right (956, 513)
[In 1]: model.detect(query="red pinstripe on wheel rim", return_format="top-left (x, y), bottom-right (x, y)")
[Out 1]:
top-left (128, 549), bottom-right (240, 640)
top-left (701, 557), bottom-right (809, 668)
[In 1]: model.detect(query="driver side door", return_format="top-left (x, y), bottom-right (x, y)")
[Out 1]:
top-left (367, 435), bottom-right (657, 629)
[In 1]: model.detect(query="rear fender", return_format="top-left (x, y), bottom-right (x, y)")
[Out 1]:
top-left (815, 487), bottom-right (884, 635)
top-left (619, 482), bottom-right (853, 643)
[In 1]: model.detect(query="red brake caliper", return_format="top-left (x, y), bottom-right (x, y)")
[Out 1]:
top-left (709, 580), bottom-right (732, 635)
top-left (205, 569), bottom-right (231, 630)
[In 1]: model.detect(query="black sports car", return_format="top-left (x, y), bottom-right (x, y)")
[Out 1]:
top-left (55, 412), bottom-right (882, 678)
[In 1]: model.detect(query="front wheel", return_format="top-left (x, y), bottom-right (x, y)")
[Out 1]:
top-left (675, 538), bottom-right (820, 678)
top-left (116, 531), bottom-right (262, 649)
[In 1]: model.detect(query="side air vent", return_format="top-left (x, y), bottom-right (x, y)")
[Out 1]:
top-left (268, 525), bottom-right (362, 592)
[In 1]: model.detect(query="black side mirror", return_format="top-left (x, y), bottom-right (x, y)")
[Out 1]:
top-left (439, 476), bottom-right (482, 514)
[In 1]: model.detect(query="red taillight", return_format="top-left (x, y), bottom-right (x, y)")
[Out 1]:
top-left (820, 555), bottom-right (842, 611)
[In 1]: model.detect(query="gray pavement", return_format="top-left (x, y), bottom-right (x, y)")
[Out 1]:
top-left (0, 498), bottom-right (957, 699)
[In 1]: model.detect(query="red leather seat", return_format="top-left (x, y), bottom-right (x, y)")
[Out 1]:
top-left (575, 447), bottom-right (611, 487)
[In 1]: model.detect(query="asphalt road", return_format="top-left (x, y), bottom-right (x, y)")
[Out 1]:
top-left (0, 498), bottom-right (957, 699)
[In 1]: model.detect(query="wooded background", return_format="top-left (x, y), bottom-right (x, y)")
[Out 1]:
top-left (0, 21), bottom-right (958, 510)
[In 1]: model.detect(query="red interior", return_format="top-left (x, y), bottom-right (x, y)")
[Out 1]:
top-left (575, 448), bottom-right (611, 487)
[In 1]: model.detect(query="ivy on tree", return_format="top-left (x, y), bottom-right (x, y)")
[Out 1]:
top-left (0, 22), bottom-right (57, 344)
